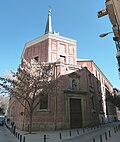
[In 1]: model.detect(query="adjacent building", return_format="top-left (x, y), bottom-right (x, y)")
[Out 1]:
top-left (77, 59), bottom-right (117, 123)
top-left (98, 0), bottom-right (120, 74)
top-left (113, 88), bottom-right (120, 120)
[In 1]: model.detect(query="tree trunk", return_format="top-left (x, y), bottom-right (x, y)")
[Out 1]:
top-left (29, 111), bottom-right (33, 134)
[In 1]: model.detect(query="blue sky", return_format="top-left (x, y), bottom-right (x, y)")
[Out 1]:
top-left (0, 0), bottom-right (119, 89)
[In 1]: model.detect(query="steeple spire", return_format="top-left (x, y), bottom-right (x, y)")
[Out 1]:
top-left (45, 9), bottom-right (52, 34)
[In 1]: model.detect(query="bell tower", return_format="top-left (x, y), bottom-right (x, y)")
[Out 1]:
top-left (22, 9), bottom-right (77, 65)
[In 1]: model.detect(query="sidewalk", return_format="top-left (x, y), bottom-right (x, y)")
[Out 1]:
top-left (60, 122), bottom-right (120, 142)
top-left (9, 122), bottom-right (120, 142)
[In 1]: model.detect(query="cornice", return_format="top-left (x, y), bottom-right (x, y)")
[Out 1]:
top-left (21, 33), bottom-right (76, 59)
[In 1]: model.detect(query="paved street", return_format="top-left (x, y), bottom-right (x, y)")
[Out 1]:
top-left (0, 125), bottom-right (19, 142)
top-left (14, 122), bottom-right (120, 142)
top-left (3, 123), bottom-right (120, 142)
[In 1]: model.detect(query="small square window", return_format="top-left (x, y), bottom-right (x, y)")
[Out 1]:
top-left (60, 55), bottom-right (66, 63)
top-left (34, 56), bottom-right (39, 62)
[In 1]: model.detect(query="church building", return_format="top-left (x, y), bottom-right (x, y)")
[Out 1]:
top-left (8, 9), bottom-right (116, 131)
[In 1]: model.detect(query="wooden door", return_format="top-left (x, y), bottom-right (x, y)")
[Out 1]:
top-left (70, 98), bottom-right (82, 128)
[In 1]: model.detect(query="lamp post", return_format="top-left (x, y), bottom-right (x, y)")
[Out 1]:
top-left (99, 32), bottom-right (113, 38)
top-left (99, 32), bottom-right (119, 50)
top-left (99, 31), bottom-right (120, 51)
top-left (99, 31), bottom-right (120, 66)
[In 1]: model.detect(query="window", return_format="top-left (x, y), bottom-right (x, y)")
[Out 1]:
top-left (52, 41), bottom-right (57, 51)
top-left (97, 80), bottom-right (101, 92)
top-left (60, 55), bottom-right (66, 63)
top-left (72, 79), bottom-right (77, 90)
top-left (99, 74), bottom-right (100, 80)
top-left (40, 94), bottom-right (48, 110)
top-left (95, 70), bottom-right (97, 78)
top-left (69, 45), bottom-right (74, 55)
top-left (34, 56), bottom-right (39, 62)
top-left (89, 74), bottom-right (93, 87)
top-left (91, 96), bottom-right (95, 110)
top-left (59, 44), bottom-right (66, 54)
top-left (99, 100), bottom-right (103, 111)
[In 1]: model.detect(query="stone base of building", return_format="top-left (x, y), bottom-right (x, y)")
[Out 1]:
top-left (16, 121), bottom-right (70, 131)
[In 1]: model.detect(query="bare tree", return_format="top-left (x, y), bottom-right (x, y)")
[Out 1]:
top-left (0, 59), bottom-right (54, 133)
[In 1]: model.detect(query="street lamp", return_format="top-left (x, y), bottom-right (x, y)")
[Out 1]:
top-left (99, 32), bottom-right (113, 38)
top-left (99, 31), bottom-right (120, 74)
top-left (99, 32), bottom-right (119, 51)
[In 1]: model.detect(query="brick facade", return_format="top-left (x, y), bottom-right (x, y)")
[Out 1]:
top-left (77, 60), bottom-right (117, 123)
top-left (8, 11), bottom-right (117, 131)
